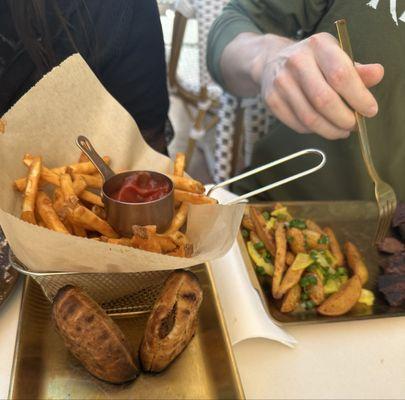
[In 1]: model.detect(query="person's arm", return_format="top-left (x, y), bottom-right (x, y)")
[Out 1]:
top-left (207, 0), bottom-right (384, 140)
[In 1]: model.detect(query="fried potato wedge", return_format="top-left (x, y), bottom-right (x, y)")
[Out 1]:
top-left (344, 241), bottom-right (369, 285)
top-left (280, 284), bottom-right (301, 313)
top-left (249, 207), bottom-right (276, 256)
top-left (317, 275), bottom-right (362, 316)
top-left (287, 227), bottom-right (306, 254)
top-left (306, 271), bottom-right (325, 305)
top-left (324, 227), bottom-right (344, 267)
top-left (278, 265), bottom-right (305, 298)
top-left (272, 222), bottom-right (287, 299)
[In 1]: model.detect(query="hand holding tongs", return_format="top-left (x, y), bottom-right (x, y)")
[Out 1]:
top-left (207, 148), bottom-right (326, 204)
top-left (335, 19), bottom-right (397, 244)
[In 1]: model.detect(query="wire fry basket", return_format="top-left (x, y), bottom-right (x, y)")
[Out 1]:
top-left (8, 149), bottom-right (326, 315)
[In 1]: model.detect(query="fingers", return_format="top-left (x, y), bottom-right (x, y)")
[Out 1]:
top-left (355, 63), bottom-right (385, 88)
top-left (311, 34), bottom-right (379, 117)
top-left (288, 51), bottom-right (356, 131)
top-left (264, 90), bottom-right (309, 134)
top-left (273, 72), bottom-right (350, 140)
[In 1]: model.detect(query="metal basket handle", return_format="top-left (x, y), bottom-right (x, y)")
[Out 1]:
top-left (207, 148), bottom-right (326, 205)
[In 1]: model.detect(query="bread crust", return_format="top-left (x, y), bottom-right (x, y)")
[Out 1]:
top-left (139, 270), bottom-right (203, 372)
top-left (52, 285), bottom-right (139, 383)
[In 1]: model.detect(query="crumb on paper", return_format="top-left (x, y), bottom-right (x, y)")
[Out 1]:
top-left (0, 118), bottom-right (5, 134)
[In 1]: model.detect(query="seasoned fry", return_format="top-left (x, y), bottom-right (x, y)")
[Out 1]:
top-left (167, 243), bottom-right (193, 258)
top-left (306, 219), bottom-right (323, 234)
top-left (242, 214), bottom-right (255, 231)
top-left (164, 202), bottom-right (189, 234)
top-left (317, 275), bottom-right (362, 316)
top-left (70, 205), bottom-right (118, 238)
top-left (278, 265), bottom-right (305, 297)
top-left (174, 189), bottom-right (217, 205)
top-left (100, 237), bottom-right (133, 247)
top-left (286, 251), bottom-right (295, 266)
top-left (344, 241), bottom-right (369, 285)
top-left (167, 231), bottom-right (190, 247)
top-left (249, 207), bottom-right (276, 256)
top-left (74, 174), bottom-right (102, 189)
top-left (78, 152), bottom-right (89, 163)
top-left (324, 227), bottom-right (344, 267)
top-left (91, 205), bottom-right (107, 220)
top-left (287, 227), bottom-right (306, 254)
top-left (132, 234), bottom-right (162, 253)
top-left (281, 285), bottom-right (301, 313)
top-left (307, 271), bottom-right (325, 305)
top-left (60, 173), bottom-right (79, 208)
top-left (167, 175), bottom-right (204, 194)
top-left (133, 225), bottom-right (177, 253)
top-left (72, 223), bottom-right (87, 237)
top-left (67, 156), bottom-right (110, 175)
top-left (21, 156), bottom-right (42, 224)
top-left (72, 175), bottom-right (87, 195)
top-left (53, 188), bottom-right (65, 217)
top-left (36, 191), bottom-right (70, 234)
top-left (78, 191), bottom-right (104, 207)
top-left (0, 117), bottom-right (5, 133)
top-left (272, 222), bottom-right (287, 299)
top-left (303, 229), bottom-right (328, 251)
top-left (173, 152), bottom-right (186, 176)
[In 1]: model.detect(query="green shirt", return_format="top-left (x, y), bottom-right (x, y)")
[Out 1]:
top-left (207, 0), bottom-right (405, 201)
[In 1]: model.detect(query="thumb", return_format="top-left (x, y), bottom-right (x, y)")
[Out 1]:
top-left (355, 63), bottom-right (384, 88)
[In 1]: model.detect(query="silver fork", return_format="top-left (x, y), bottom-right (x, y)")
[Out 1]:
top-left (335, 19), bottom-right (397, 244)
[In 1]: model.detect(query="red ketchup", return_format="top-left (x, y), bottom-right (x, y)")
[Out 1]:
top-left (110, 172), bottom-right (171, 203)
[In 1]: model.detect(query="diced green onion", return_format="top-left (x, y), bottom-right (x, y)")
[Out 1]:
top-left (262, 211), bottom-right (270, 220)
top-left (256, 266), bottom-right (266, 276)
top-left (287, 235), bottom-right (294, 243)
top-left (301, 292), bottom-right (309, 301)
top-left (254, 241), bottom-right (265, 250)
top-left (318, 234), bottom-right (329, 245)
top-left (289, 219), bottom-right (307, 230)
top-left (337, 267), bottom-right (348, 276)
top-left (241, 229), bottom-right (249, 239)
top-left (305, 300), bottom-right (315, 310)
top-left (307, 275), bottom-right (318, 286)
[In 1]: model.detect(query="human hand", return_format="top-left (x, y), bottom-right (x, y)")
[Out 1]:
top-left (256, 32), bottom-right (384, 139)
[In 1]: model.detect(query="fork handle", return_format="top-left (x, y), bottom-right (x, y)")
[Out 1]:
top-left (335, 19), bottom-right (381, 183)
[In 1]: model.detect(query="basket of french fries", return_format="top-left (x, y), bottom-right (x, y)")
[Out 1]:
top-left (0, 55), bottom-right (245, 311)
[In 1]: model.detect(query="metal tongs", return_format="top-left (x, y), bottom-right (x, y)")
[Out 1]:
top-left (207, 148), bottom-right (326, 204)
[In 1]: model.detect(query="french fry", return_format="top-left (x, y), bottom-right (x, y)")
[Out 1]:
top-left (167, 231), bottom-right (190, 247)
top-left (286, 251), bottom-right (295, 266)
top-left (21, 156), bottom-right (42, 224)
top-left (317, 275), bottom-right (362, 316)
top-left (78, 191), bottom-right (104, 207)
top-left (272, 222), bottom-right (287, 299)
top-left (303, 229), bottom-right (328, 251)
top-left (0, 117), bottom-right (5, 133)
top-left (60, 173), bottom-right (79, 208)
top-left (78, 152), bottom-right (89, 163)
top-left (132, 225), bottom-right (177, 253)
top-left (173, 152), bottom-right (186, 176)
top-left (167, 243), bottom-right (193, 258)
top-left (324, 227), bottom-right (344, 267)
top-left (278, 264), bottom-right (305, 297)
top-left (70, 205), bottom-right (118, 238)
top-left (167, 175), bottom-right (204, 194)
top-left (91, 205), bottom-right (107, 220)
top-left (36, 191), bottom-right (70, 234)
top-left (242, 214), bottom-right (255, 231)
top-left (287, 227), bottom-right (306, 254)
top-left (249, 207), bottom-right (276, 256)
top-left (344, 241), bottom-right (369, 285)
top-left (72, 175), bottom-right (87, 195)
top-left (100, 237), bottom-right (133, 247)
top-left (132, 234), bottom-right (162, 253)
top-left (306, 219), bottom-right (323, 234)
top-left (23, 154), bottom-right (67, 177)
top-left (67, 156), bottom-right (110, 175)
top-left (73, 174), bottom-right (102, 189)
top-left (72, 223), bottom-right (87, 237)
top-left (164, 202), bottom-right (189, 234)
top-left (280, 284), bottom-right (301, 313)
top-left (14, 165), bottom-right (60, 191)
top-left (306, 271), bottom-right (325, 305)
top-left (174, 189), bottom-right (217, 205)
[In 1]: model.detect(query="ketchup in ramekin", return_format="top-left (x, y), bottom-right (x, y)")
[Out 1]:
top-left (110, 171), bottom-right (171, 203)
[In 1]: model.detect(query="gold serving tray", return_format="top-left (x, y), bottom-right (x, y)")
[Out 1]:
top-left (8, 265), bottom-right (244, 400)
top-left (239, 201), bottom-right (405, 325)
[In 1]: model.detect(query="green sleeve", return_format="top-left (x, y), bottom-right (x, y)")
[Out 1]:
top-left (207, 0), bottom-right (332, 87)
